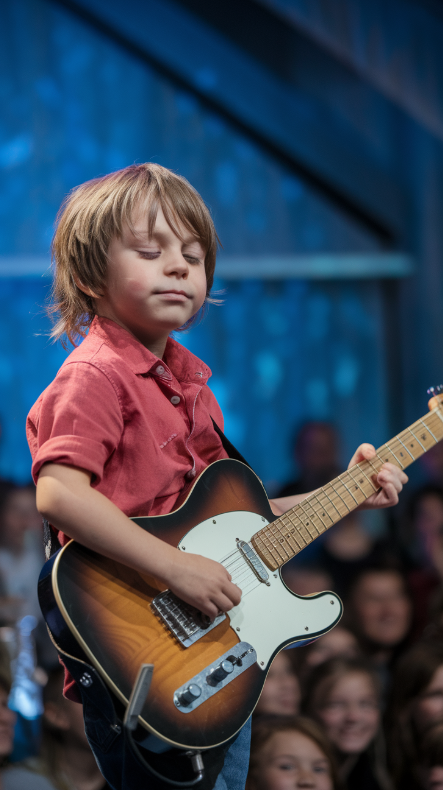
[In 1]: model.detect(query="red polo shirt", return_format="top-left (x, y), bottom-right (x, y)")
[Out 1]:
top-left (27, 317), bottom-right (229, 700)
top-left (27, 316), bottom-right (228, 542)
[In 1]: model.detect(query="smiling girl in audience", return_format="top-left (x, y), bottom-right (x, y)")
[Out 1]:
top-left (304, 657), bottom-right (391, 790)
top-left (246, 716), bottom-right (340, 790)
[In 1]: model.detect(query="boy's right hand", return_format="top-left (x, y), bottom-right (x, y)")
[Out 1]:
top-left (166, 551), bottom-right (242, 621)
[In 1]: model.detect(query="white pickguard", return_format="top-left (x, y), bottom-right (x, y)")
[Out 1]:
top-left (178, 511), bottom-right (342, 668)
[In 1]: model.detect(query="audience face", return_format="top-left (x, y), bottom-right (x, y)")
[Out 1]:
top-left (426, 766), bottom-right (443, 790)
top-left (45, 693), bottom-right (90, 748)
top-left (296, 424), bottom-right (338, 479)
top-left (249, 730), bottom-right (333, 790)
top-left (351, 570), bottom-right (411, 648)
top-left (420, 443), bottom-right (443, 485)
top-left (305, 628), bottom-right (360, 669)
top-left (315, 671), bottom-right (379, 756)
top-left (283, 567), bottom-right (333, 598)
top-left (256, 653), bottom-right (300, 717)
top-left (0, 685), bottom-right (16, 760)
top-left (414, 492), bottom-right (443, 566)
top-left (413, 664), bottom-right (443, 732)
top-left (1, 487), bottom-right (40, 554)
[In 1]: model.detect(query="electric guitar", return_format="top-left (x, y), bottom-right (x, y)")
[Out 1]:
top-left (38, 390), bottom-right (443, 750)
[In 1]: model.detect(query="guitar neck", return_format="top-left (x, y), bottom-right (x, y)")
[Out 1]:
top-left (251, 405), bottom-right (443, 571)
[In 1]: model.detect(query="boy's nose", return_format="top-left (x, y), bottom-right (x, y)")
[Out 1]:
top-left (164, 251), bottom-right (189, 276)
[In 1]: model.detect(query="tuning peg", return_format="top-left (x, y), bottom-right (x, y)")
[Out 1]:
top-left (437, 385), bottom-right (443, 394)
top-left (427, 387), bottom-right (436, 396)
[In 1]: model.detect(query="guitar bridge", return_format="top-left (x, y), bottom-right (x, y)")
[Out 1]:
top-left (151, 590), bottom-right (226, 648)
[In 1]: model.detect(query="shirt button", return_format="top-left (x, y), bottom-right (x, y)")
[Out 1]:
top-left (170, 395), bottom-right (180, 405)
top-left (156, 365), bottom-right (165, 375)
top-left (186, 469), bottom-right (196, 480)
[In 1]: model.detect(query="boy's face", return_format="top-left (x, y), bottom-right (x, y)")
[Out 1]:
top-left (94, 207), bottom-right (207, 355)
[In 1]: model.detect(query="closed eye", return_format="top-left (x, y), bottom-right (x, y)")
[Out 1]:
top-left (137, 250), bottom-right (160, 259)
top-left (183, 255), bottom-right (203, 264)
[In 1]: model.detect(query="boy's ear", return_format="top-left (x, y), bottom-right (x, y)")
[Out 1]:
top-left (73, 274), bottom-right (102, 299)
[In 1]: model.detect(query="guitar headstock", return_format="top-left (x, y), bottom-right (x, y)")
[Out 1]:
top-left (428, 386), bottom-right (443, 411)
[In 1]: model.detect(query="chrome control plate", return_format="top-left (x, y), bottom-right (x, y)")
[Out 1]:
top-left (173, 642), bottom-right (257, 713)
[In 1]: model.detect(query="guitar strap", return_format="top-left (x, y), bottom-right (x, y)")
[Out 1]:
top-left (211, 418), bottom-right (252, 469)
top-left (43, 421), bottom-right (252, 560)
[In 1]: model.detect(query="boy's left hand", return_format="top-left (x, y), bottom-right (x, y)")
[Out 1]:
top-left (348, 443), bottom-right (408, 510)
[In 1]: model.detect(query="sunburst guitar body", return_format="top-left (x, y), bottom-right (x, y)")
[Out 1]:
top-left (38, 391), bottom-right (443, 750)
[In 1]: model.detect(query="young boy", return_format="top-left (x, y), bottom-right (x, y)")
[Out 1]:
top-left (27, 163), bottom-right (407, 789)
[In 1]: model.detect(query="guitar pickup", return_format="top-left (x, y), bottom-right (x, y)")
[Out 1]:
top-left (237, 540), bottom-right (270, 584)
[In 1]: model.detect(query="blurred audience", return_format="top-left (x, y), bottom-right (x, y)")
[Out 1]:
top-left (399, 486), bottom-right (443, 637)
top-left (346, 565), bottom-right (412, 682)
top-left (415, 722), bottom-right (443, 790)
top-left (255, 652), bottom-right (301, 718)
top-left (314, 512), bottom-right (383, 600)
top-left (0, 485), bottom-right (43, 624)
top-left (2, 667), bottom-right (109, 789)
top-left (277, 422), bottom-right (341, 498)
top-left (282, 564), bottom-right (333, 597)
top-left (246, 716), bottom-right (341, 790)
top-left (387, 640), bottom-right (443, 790)
top-left (417, 443), bottom-right (443, 490)
top-left (299, 627), bottom-right (360, 678)
top-left (0, 666), bottom-right (16, 777)
top-left (304, 657), bottom-right (391, 790)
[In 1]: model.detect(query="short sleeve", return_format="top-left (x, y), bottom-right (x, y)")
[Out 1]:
top-left (29, 362), bottom-right (124, 484)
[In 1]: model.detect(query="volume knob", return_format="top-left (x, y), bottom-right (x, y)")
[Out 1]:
top-left (178, 684), bottom-right (202, 706)
top-left (207, 660), bottom-right (234, 685)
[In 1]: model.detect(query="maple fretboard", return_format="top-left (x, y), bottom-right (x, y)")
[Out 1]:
top-left (251, 405), bottom-right (443, 571)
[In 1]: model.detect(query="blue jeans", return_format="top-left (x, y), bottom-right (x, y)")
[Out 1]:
top-left (62, 652), bottom-right (250, 790)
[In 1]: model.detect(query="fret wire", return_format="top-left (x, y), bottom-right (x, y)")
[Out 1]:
top-left (347, 466), bottom-right (371, 497)
top-left (338, 476), bottom-right (359, 506)
top-left (407, 427), bottom-right (426, 452)
top-left (321, 487), bottom-right (344, 519)
top-left (427, 412), bottom-right (443, 438)
top-left (269, 523), bottom-right (292, 560)
top-left (278, 515), bottom-right (301, 553)
top-left (354, 462), bottom-right (377, 491)
top-left (306, 496), bottom-right (330, 530)
top-left (285, 517), bottom-right (307, 550)
top-left (320, 487), bottom-right (346, 518)
top-left (329, 482), bottom-right (352, 513)
top-left (365, 457), bottom-right (383, 482)
top-left (419, 418), bottom-right (438, 442)
top-left (294, 516), bottom-right (314, 545)
top-left (296, 500), bottom-right (321, 538)
top-left (396, 435), bottom-right (415, 460)
top-left (315, 491), bottom-right (341, 524)
top-left (434, 409), bottom-right (443, 426)
top-left (389, 437), bottom-right (413, 466)
top-left (383, 442), bottom-right (403, 467)
top-left (274, 519), bottom-right (300, 556)
top-left (261, 530), bottom-right (282, 561)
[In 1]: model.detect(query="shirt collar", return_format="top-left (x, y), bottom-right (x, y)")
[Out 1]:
top-left (89, 316), bottom-right (211, 384)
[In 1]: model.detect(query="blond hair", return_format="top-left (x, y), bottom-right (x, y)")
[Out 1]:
top-left (49, 163), bottom-right (219, 346)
